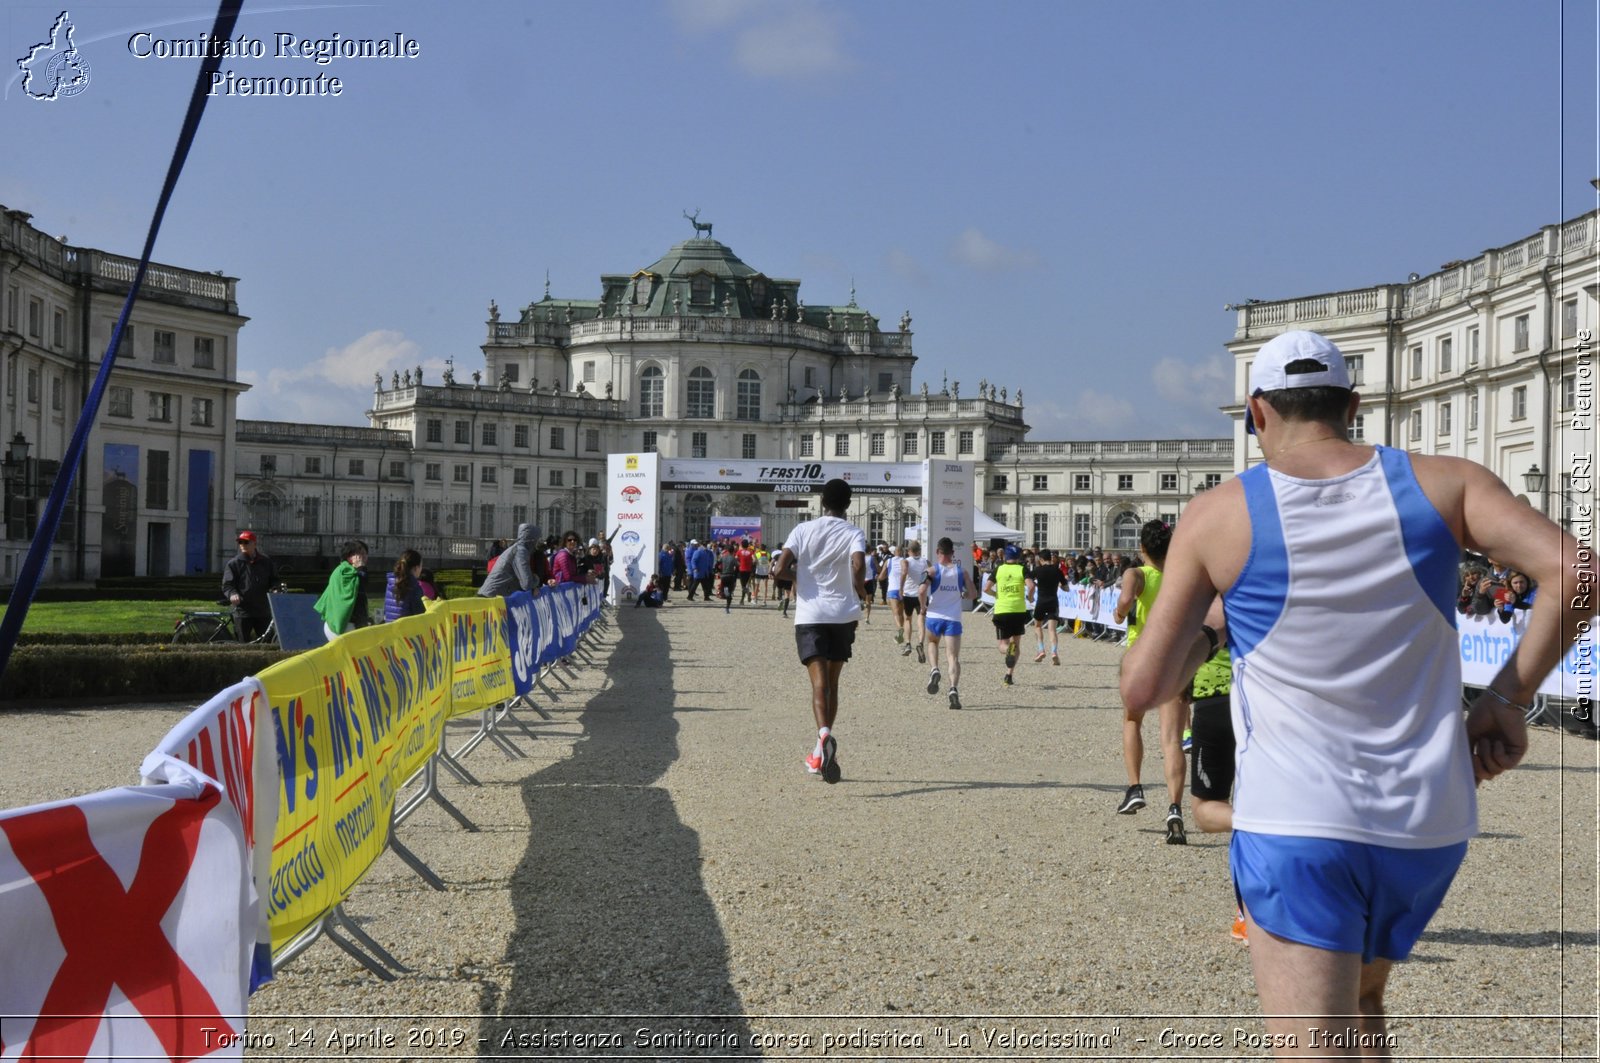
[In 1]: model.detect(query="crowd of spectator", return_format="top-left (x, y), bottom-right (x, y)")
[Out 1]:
top-left (1458, 553), bottom-right (1538, 623)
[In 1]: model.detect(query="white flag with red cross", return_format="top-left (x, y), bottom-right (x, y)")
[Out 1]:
top-left (0, 780), bottom-right (252, 1062)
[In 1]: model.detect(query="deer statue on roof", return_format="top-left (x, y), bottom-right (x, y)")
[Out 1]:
top-left (683, 209), bottom-right (714, 238)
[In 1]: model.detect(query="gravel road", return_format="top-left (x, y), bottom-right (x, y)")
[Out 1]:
top-left (1, 598), bottom-right (1594, 1060)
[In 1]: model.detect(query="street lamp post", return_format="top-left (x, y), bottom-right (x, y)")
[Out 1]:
top-left (2, 433), bottom-right (33, 539)
top-left (1523, 463), bottom-right (1585, 527)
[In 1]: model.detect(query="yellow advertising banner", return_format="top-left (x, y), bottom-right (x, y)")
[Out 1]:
top-left (444, 596), bottom-right (514, 718)
top-left (259, 607), bottom-right (453, 953)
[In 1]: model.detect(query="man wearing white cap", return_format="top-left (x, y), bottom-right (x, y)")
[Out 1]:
top-left (1121, 329), bottom-right (1593, 1052)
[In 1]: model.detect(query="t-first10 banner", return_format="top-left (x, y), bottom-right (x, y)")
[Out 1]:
top-left (921, 459), bottom-right (974, 557)
top-left (607, 452), bottom-right (659, 604)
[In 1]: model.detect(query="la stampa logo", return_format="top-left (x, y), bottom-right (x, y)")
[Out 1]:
top-left (18, 11), bottom-right (91, 101)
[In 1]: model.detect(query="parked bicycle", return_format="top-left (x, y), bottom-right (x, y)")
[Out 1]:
top-left (170, 584), bottom-right (289, 646)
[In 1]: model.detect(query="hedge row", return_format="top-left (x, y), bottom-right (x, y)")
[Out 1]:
top-left (0, 644), bottom-right (292, 701)
top-left (17, 632), bottom-right (172, 647)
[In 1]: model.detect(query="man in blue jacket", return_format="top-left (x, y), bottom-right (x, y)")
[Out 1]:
top-left (658, 541), bottom-right (676, 601)
top-left (687, 539), bottom-right (715, 601)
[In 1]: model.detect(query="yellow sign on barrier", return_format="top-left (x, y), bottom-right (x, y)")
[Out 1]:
top-left (444, 596), bottom-right (514, 718)
top-left (259, 607), bottom-right (456, 953)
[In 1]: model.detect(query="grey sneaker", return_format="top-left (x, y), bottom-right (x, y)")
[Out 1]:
top-left (1165, 804), bottom-right (1186, 845)
top-left (900, 642), bottom-right (914, 656)
top-left (1116, 785), bottom-right (1146, 814)
top-left (916, 642), bottom-right (926, 663)
top-left (948, 689), bottom-right (961, 710)
top-left (926, 669), bottom-right (941, 695)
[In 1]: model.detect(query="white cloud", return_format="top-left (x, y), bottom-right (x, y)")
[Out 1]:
top-left (667, 0), bottom-right (759, 32)
top-left (1151, 352), bottom-right (1234, 425)
top-left (670, 0), bottom-right (854, 80)
top-left (949, 227), bottom-right (1040, 272)
top-left (733, 6), bottom-right (851, 79)
top-left (885, 247), bottom-right (929, 285)
top-left (239, 329), bottom-right (443, 425)
top-left (1024, 389), bottom-right (1137, 440)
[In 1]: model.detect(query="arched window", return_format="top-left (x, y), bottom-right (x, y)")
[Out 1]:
top-left (684, 493), bottom-right (712, 544)
top-left (1112, 511), bottom-right (1141, 552)
top-left (736, 369), bottom-right (761, 421)
top-left (638, 365), bottom-right (663, 417)
top-left (687, 366), bottom-right (715, 418)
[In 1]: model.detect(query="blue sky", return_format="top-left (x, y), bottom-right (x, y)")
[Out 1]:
top-left (3, 0), bottom-right (1596, 439)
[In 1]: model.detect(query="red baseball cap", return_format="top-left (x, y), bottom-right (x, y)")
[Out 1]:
top-left (237, 531), bottom-right (257, 543)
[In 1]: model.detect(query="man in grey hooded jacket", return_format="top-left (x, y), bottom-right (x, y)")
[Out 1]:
top-left (477, 523), bottom-right (545, 597)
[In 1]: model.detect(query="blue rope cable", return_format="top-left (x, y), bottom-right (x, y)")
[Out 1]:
top-left (0, 0), bottom-right (245, 682)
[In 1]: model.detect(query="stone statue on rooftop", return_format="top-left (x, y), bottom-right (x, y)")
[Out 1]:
top-left (402, 369), bottom-right (411, 387)
top-left (392, 371), bottom-right (400, 390)
top-left (723, 293), bottom-right (733, 316)
top-left (900, 310), bottom-right (911, 332)
top-left (414, 365), bottom-right (423, 384)
top-left (1015, 387), bottom-right (1023, 405)
top-left (683, 208), bottom-right (713, 238)
top-left (920, 381), bottom-right (929, 398)
top-left (999, 386), bottom-right (1007, 403)
top-left (673, 293), bottom-right (683, 314)
top-left (795, 299), bottom-right (805, 323)
top-left (952, 380), bottom-right (960, 400)
top-left (488, 299), bottom-right (499, 323)
top-left (605, 380), bottom-right (614, 398)
top-left (826, 310), bottom-right (835, 329)
top-left (890, 382), bottom-right (901, 399)
top-left (771, 300), bottom-right (780, 321)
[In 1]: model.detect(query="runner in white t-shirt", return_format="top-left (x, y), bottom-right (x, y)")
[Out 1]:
top-left (900, 542), bottom-right (929, 662)
top-left (921, 536), bottom-right (978, 709)
top-left (772, 479), bottom-right (867, 785)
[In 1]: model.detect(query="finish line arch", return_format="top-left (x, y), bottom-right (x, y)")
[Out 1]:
top-left (602, 454), bottom-right (976, 603)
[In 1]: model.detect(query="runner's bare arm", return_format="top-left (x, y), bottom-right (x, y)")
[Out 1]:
top-left (772, 548), bottom-right (796, 583)
top-left (1441, 456), bottom-right (1596, 781)
top-left (852, 551), bottom-right (868, 601)
top-left (1112, 567), bottom-right (1143, 625)
top-left (1120, 496), bottom-right (1227, 712)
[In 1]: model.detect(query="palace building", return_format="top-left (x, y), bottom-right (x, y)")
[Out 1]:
top-left (4, 206), bottom-right (1234, 581)
top-left (1224, 205), bottom-right (1597, 532)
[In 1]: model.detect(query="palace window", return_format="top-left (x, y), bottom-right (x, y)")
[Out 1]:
top-left (153, 330), bottom-right (176, 364)
top-left (1438, 336), bottom-right (1453, 374)
top-left (799, 434), bottom-right (814, 457)
top-left (902, 432), bottom-right (918, 456)
top-left (639, 366), bottom-right (664, 417)
top-left (870, 432), bottom-right (885, 457)
top-left (454, 420), bottom-right (470, 444)
top-left (1117, 473), bottom-right (1134, 491)
top-left (1074, 473), bottom-right (1090, 491)
top-left (835, 433), bottom-right (850, 457)
top-left (348, 459), bottom-right (364, 476)
top-left (687, 367), bottom-right (715, 418)
top-left (959, 430), bottom-right (974, 455)
top-left (1159, 472), bottom-right (1177, 491)
top-left (482, 423), bottom-right (498, 446)
top-left (454, 464), bottom-right (470, 483)
top-left (1513, 314), bottom-right (1530, 352)
top-left (1510, 385), bottom-right (1527, 420)
top-left (692, 431), bottom-right (708, 458)
top-left (736, 369), bottom-right (762, 420)
top-left (642, 430), bottom-right (658, 453)
top-left (1033, 475), bottom-right (1049, 491)
top-left (193, 337), bottom-right (215, 369)
top-left (549, 426), bottom-right (565, 450)
top-left (191, 397), bottom-right (214, 427)
top-left (930, 431), bottom-right (946, 455)
top-left (425, 463), bottom-right (441, 481)
top-left (514, 425), bottom-right (529, 448)
top-left (109, 386), bottom-right (133, 418)
top-left (742, 433), bottom-right (757, 460)
top-left (426, 419), bottom-right (442, 443)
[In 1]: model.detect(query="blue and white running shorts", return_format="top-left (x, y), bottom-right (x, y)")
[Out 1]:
top-left (887, 589), bottom-right (901, 601)
top-left (1230, 830), bottom-right (1467, 963)
top-left (924, 617), bottom-right (962, 638)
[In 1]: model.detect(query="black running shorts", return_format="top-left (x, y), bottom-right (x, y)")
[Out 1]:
top-left (992, 612), bottom-right (1028, 640)
top-left (1188, 695), bottom-right (1235, 802)
top-left (902, 595), bottom-right (922, 616)
top-left (1032, 601), bottom-right (1060, 622)
top-left (795, 622), bottom-right (858, 664)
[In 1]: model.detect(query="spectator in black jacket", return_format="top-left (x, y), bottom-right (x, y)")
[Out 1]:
top-left (221, 531), bottom-right (277, 641)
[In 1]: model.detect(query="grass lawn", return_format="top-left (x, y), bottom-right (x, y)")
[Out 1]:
top-left (2, 599), bottom-right (222, 636)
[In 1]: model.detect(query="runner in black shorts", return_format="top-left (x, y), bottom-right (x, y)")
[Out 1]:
top-left (1186, 609), bottom-right (1242, 940)
top-left (1027, 549), bottom-right (1064, 665)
